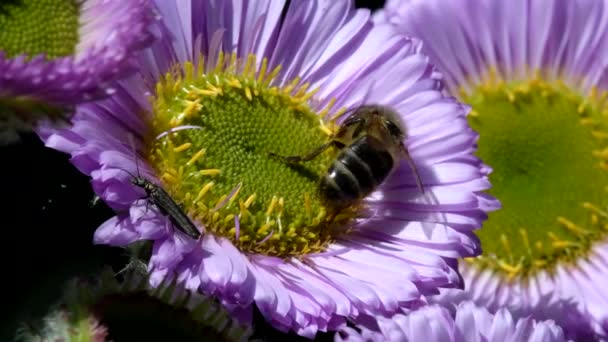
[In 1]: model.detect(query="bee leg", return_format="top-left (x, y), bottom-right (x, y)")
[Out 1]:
top-left (400, 143), bottom-right (425, 193)
top-left (326, 210), bottom-right (339, 225)
top-left (269, 140), bottom-right (341, 163)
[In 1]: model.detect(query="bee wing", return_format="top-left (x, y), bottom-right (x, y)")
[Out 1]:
top-left (417, 188), bottom-right (448, 240)
top-left (399, 145), bottom-right (447, 240)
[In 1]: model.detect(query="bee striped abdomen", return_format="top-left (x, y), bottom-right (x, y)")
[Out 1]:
top-left (319, 135), bottom-right (394, 207)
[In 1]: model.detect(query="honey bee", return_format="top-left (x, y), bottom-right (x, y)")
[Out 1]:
top-left (271, 104), bottom-right (425, 216)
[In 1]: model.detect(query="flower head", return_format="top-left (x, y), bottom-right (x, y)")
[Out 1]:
top-left (40, 0), bottom-right (496, 337)
top-left (15, 268), bottom-right (251, 342)
top-left (378, 0), bottom-right (608, 339)
top-left (336, 301), bottom-right (566, 342)
top-left (0, 0), bottom-right (155, 143)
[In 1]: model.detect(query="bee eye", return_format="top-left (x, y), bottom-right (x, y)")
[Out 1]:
top-left (385, 120), bottom-right (402, 137)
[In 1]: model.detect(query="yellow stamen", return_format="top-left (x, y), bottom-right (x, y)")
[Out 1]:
top-left (500, 234), bottom-right (514, 263)
top-left (319, 119), bottom-right (333, 136)
top-left (553, 240), bottom-right (581, 249)
top-left (265, 65), bottom-right (281, 86)
top-left (497, 260), bottom-right (521, 275)
top-left (266, 196), bottom-right (278, 216)
top-left (199, 169), bottom-right (221, 176)
top-left (257, 58), bottom-right (268, 84)
top-left (229, 78), bottom-right (242, 88)
top-left (195, 182), bottom-right (214, 202)
top-left (187, 148), bottom-right (206, 166)
top-left (557, 216), bottom-right (591, 235)
top-left (224, 214), bottom-right (235, 225)
top-left (243, 54), bottom-right (256, 78)
top-left (214, 51), bottom-right (225, 73)
top-left (214, 194), bottom-right (228, 210)
top-left (592, 130), bottom-right (608, 139)
top-left (239, 200), bottom-right (250, 219)
top-left (185, 99), bottom-right (202, 117)
top-left (161, 172), bottom-right (178, 184)
top-left (196, 88), bottom-right (219, 97)
top-left (173, 143), bottom-right (192, 153)
top-left (258, 221), bottom-right (275, 235)
top-left (593, 148), bottom-right (608, 159)
top-left (244, 194), bottom-right (257, 208)
top-left (283, 77), bottom-right (301, 94)
top-left (319, 97), bottom-right (337, 119)
top-left (329, 107), bottom-right (348, 124)
top-left (229, 183), bottom-right (243, 206)
top-left (227, 53), bottom-right (238, 73)
top-left (519, 228), bottom-right (532, 255)
top-left (583, 202), bottom-right (608, 219)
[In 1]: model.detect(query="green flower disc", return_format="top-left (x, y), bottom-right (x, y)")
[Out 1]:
top-left (462, 70), bottom-right (608, 280)
top-left (148, 54), bottom-right (354, 258)
top-left (0, 0), bottom-right (79, 59)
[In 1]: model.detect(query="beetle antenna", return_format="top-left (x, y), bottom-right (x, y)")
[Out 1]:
top-left (127, 133), bottom-right (141, 178)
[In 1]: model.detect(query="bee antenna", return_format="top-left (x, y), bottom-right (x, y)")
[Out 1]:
top-left (401, 144), bottom-right (425, 194)
top-left (359, 77), bottom-right (379, 107)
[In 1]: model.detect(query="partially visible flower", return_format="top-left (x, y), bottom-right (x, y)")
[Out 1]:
top-left (377, 0), bottom-right (608, 339)
top-left (0, 0), bottom-right (155, 143)
top-left (336, 301), bottom-right (566, 342)
top-left (16, 311), bottom-right (108, 342)
top-left (15, 268), bottom-right (252, 342)
top-left (40, 0), bottom-right (497, 338)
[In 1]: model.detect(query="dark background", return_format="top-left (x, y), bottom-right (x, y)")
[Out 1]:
top-left (1, 1), bottom-right (385, 340)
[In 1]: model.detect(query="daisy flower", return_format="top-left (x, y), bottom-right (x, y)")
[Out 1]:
top-left (378, 0), bottom-right (608, 338)
top-left (336, 301), bottom-right (566, 342)
top-left (0, 0), bottom-right (154, 143)
top-left (39, 0), bottom-right (496, 338)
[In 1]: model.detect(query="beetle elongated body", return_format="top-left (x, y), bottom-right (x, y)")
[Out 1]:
top-left (131, 177), bottom-right (201, 240)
